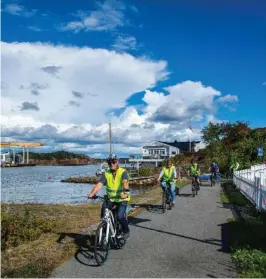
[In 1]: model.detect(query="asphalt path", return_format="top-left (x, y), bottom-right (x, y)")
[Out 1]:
top-left (53, 182), bottom-right (237, 278)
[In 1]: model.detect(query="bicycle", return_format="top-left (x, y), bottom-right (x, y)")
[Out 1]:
top-left (191, 176), bottom-right (199, 197)
top-left (162, 181), bottom-right (173, 213)
top-left (210, 172), bottom-right (216, 187)
top-left (90, 195), bottom-right (127, 266)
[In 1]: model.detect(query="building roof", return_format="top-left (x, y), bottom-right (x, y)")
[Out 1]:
top-left (158, 140), bottom-right (200, 151)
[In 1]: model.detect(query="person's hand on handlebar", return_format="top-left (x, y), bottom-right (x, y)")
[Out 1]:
top-left (87, 193), bottom-right (95, 199)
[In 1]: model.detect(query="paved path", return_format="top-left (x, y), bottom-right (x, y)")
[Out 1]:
top-left (53, 183), bottom-right (237, 278)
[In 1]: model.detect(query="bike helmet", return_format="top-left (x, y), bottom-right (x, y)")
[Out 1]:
top-left (106, 153), bottom-right (119, 164)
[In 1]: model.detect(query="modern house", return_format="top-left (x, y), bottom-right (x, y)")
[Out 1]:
top-left (129, 140), bottom-right (203, 167)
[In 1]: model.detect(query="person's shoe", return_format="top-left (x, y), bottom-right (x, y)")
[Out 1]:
top-left (172, 201), bottom-right (175, 207)
top-left (123, 231), bottom-right (130, 241)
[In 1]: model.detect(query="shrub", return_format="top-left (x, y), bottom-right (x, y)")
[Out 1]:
top-left (1, 208), bottom-right (53, 251)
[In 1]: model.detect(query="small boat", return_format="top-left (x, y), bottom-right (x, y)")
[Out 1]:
top-left (95, 162), bottom-right (109, 176)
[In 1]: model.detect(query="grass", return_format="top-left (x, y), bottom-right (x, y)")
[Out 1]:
top-left (1, 179), bottom-right (189, 278)
top-left (220, 182), bottom-right (253, 208)
top-left (221, 182), bottom-right (266, 278)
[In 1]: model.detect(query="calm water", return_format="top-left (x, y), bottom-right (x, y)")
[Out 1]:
top-left (1, 165), bottom-right (145, 204)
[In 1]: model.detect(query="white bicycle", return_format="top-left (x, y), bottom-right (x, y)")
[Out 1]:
top-left (90, 195), bottom-right (127, 266)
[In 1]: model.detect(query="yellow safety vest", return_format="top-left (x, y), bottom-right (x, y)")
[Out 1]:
top-left (163, 166), bottom-right (175, 182)
top-left (105, 167), bottom-right (130, 202)
top-left (190, 164), bottom-right (200, 175)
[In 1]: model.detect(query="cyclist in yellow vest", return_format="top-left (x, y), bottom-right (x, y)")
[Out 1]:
top-left (88, 154), bottom-right (130, 240)
top-left (188, 159), bottom-right (201, 190)
top-left (157, 159), bottom-right (178, 206)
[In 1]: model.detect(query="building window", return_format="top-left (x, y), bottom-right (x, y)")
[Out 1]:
top-left (149, 150), bottom-right (152, 155)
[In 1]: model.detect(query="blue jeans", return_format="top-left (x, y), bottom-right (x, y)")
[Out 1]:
top-left (101, 200), bottom-right (129, 233)
top-left (161, 181), bottom-right (176, 202)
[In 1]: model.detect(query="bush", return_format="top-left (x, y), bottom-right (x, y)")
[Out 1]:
top-left (139, 167), bottom-right (159, 177)
top-left (232, 248), bottom-right (266, 278)
top-left (1, 208), bottom-right (53, 250)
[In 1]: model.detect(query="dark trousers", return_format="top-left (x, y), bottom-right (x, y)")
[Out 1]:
top-left (101, 200), bottom-right (129, 233)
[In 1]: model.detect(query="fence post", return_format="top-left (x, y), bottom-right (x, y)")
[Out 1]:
top-left (255, 177), bottom-right (261, 211)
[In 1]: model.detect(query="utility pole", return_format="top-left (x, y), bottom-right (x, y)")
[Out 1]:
top-left (109, 115), bottom-right (112, 155)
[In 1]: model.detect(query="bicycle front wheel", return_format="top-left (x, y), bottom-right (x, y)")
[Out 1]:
top-left (94, 221), bottom-right (111, 266)
top-left (162, 191), bottom-right (167, 213)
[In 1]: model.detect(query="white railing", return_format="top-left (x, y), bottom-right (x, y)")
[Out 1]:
top-left (233, 163), bottom-right (266, 212)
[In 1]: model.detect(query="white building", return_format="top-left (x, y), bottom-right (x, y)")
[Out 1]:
top-left (129, 140), bottom-right (201, 168)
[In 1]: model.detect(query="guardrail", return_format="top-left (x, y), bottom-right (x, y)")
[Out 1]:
top-left (233, 163), bottom-right (266, 212)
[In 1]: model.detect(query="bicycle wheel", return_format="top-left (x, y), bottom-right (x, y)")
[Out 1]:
top-left (162, 191), bottom-right (167, 213)
top-left (192, 183), bottom-right (195, 197)
top-left (115, 221), bottom-right (126, 249)
top-left (94, 221), bottom-right (111, 266)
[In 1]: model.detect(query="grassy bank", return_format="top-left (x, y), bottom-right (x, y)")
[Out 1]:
top-left (1, 180), bottom-right (189, 278)
top-left (221, 182), bottom-right (266, 278)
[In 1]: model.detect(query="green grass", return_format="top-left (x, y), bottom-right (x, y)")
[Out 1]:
top-left (222, 182), bottom-right (266, 278)
top-left (220, 182), bottom-right (253, 208)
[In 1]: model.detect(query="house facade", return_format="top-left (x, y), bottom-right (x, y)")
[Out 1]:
top-left (142, 141), bottom-right (180, 159)
top-left (129, 140), bottom-right (202, 168)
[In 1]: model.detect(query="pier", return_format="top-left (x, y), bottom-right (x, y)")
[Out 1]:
top-left (0, 141), bottom-right (44, 167)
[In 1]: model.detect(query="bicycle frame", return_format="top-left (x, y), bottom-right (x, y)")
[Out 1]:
top-left (100, 207), bottom-right (117, 243)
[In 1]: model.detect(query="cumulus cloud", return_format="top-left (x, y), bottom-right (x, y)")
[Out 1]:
top-left (20, 102), bottom-right (40, 111)
top-left (1, 41), bottom-right (167, 126)
top-left (216, 94), bottom-right (238, 103)
top-left (1, 41), bottom-right (236, 156)
top-left (28, 26), bottom-right (42, 32)
top-left (72, 91), bottom-right (85, 98)
top-left (60, 0), bottom-right (127, 32)
top-left (149, 81), bottom-right (221, 124)
top-left (112, 35), bottom-right (137, 51)
top-left (68, 100), bottom-right (80, 107)
top-left (3, 3), bottom-right (37, 17)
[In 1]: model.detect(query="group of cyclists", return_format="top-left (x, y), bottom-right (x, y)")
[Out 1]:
top-left (87, 154), bottom-right (221, 241)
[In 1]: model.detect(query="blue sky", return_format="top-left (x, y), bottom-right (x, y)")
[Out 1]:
top-left (1, 0), bottom-right (266, 157)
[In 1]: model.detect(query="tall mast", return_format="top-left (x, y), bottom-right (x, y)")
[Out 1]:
top-left (109, 115), bottom-right (112, 155)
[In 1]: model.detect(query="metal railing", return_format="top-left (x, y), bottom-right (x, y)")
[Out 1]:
top-left (233, 163), bottom-right (266, 212)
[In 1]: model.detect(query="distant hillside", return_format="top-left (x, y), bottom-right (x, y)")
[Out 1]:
top-left (18, 151), bottom-right (103, 165)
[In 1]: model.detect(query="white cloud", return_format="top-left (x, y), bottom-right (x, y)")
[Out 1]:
top-left (60, 0), bottom-right (127, 32)
top-left (1, 42), bottom-right (236, 156)
top-left (28, 26), bottom-right (42, 32)
top-left (112, 35), bottom-right (137, 51)
top-left (216, 94), bottom-right (238, 103)
top-left (149, 81), bottom-right (221, 123)
top-left (1, 41), bottom-right (168, 126)
top-left (3, 3), bottom-right (37, 17)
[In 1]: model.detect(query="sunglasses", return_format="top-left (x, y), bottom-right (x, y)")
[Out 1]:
top-left (108, 160), bottom-right (118, 165)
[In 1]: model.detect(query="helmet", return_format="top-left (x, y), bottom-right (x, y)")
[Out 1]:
top-left (106, 153), bottom-right (119, 164)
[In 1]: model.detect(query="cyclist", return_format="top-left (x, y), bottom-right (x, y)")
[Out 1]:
top-left (157, 159), bottom-right (178, 206)
top-left (209, 161), bottom-right (219, 180)
top-left (188, 159), bottom-right (200, 190)
top-left (87, 154), bottom-right (130, 240)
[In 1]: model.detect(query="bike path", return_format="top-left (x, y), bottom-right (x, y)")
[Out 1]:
top-left (53, 183), bottom-right (237, 278)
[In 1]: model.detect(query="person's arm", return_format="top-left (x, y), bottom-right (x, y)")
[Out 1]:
top-left (122, 171), bottom-right (129, 191)
top-left (157, 169), bottom-right (164, 182)
top-left (88, 174), bottom-right (105, 198)
top-left (173, 167), bottom-right (177, 181)
top-left (121, 171), bottom-right (129, 199)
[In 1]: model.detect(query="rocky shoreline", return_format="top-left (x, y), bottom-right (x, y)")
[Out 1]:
top-left (61, 175), bottom-right (158, 187)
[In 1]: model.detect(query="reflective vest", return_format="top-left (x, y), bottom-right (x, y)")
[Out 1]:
top-left (190, 164), bottom-right (199, 175)
top-left (162, 166), bottom-right (175, 182)
top-left (105, 167), bottom-right (130, 202)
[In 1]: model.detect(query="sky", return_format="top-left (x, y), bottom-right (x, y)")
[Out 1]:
top-left (1, 0), bottom-right (266, 158)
